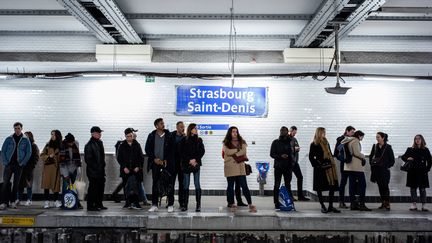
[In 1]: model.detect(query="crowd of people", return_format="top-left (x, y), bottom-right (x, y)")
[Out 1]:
top-left (0, 121), bottom-right (431, 213)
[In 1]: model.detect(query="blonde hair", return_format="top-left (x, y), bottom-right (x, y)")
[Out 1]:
top-left (313, 127), bottom-right (326, 145)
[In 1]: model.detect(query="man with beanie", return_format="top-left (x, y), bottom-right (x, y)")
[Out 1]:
top-left (84, 126), bottom-right (106, 211)
top-left (0, 122), bottom-right (32, 210)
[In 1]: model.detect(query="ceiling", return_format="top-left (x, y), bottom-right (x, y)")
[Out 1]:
top-left (0, 0), bottom-right (431, 77)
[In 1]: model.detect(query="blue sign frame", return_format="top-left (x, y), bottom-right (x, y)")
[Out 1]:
top-left (176, 85), bottom-right (268, 117)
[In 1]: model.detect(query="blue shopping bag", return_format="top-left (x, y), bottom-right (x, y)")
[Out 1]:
top-left (278, 185), bottom-right (295, 212)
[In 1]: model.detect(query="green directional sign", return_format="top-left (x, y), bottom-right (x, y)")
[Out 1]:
top-left (145, 76), bottom-right (155, 83)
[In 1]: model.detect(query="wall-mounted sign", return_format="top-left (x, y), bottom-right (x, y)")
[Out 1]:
top-left (176, 85), bottom-right (268, 117)
top-left (197, 124), bottom-right (229, 136)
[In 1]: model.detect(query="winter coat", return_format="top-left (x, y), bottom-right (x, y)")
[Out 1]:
top-left (84, 138), bottom-right (106, 178)
top-left (401, 147), bottom-right (432, 188)
top-left (270, 136), bottom-right (294, 169)
top-left (59, 141), bottom-right (81, 178)
top-left (117, 139), bottom-right (145, 181)
top-left (342, 137), bottom-right (366, 172)
top-left (40, 144), bottom-right (61, 192)
top-left (309, 142), bottom-right (339, 191)
top-left (223, 143), bottom-right (247, 178)
top-left (144, 129), bottom-right (174, 173)
top-left (1, 134), bottom-right (32, 166)
top-left (290, 136), bottom-right (300, 164)
top-left (171, 131), bottom-right (185, 172)
top-left (19, 143), bottom-right (40, 189)
top-left (369, 143), bottom-right (395, 184)
top-left (179, 136), bottom-right (205, 173)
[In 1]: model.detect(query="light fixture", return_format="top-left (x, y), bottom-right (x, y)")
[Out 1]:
top-left (363, 77), bottom-right (415, 82)
top-left (0, 75), bottom-right (8, 79)
top-left (82, 73), bottom-right (123, 77)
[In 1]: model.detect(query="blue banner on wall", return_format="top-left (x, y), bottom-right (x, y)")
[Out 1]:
top-left (176, 85), bottom-right (268, 117)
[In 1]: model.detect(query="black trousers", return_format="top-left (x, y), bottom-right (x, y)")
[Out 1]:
top-left (87, 177), bottom-right (105, 208)
top-left (292, 162), bottom-right (304, 197)
top-left (172, 167), bottom-right (185, 206)
top-left (273, 167), bottom-right (293, 207)
top-left (151, 165), bottom-right (174, 206)
top-left (1, 163), bottom-right (22, 204)
top-left (377, 181), bottom-right (390, 202)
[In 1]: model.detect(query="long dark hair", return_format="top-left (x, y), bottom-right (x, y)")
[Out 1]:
top-left (48, 130), bottom-right (62, 149)
top-left (412, 134), bottom-right (427, 149)
top-left (223, 126), bottom-right (245, 147)
top-left (353, 130), bottom-right (364, 139)
top-left (24, 131), bottom-right (35, 143)
top-left (186, 123), bottom-right (198, 140)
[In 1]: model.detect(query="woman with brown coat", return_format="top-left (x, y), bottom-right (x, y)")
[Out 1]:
top-left (40, 130), bottom-right (62, 209)
top-left (223, 126), bottom-right (256, 213)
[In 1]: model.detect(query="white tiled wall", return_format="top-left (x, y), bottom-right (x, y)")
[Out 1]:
top-left (1, 77), bottom-right (431, 195)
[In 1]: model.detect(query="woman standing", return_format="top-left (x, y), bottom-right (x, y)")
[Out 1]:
top-left (223, 126), bottom-right (257, 213)
top-left (40, 130), bottom-right (62, 209)
top-left (180, 123), bottom-right (205, 212)
top-left (369, 132), bottom-right (395, 210)
top-left (401, 134), bottom-right (432, 211)
top-left (59, 133), bottom-right (83, 209)
top-left (342, 130), bottom-right (371, 211)
top-left (18, 131), bottom-right (39, 206)
top-left (309, 127), bottom-right (340, 213)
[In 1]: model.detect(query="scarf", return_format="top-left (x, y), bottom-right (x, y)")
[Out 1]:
top-left (319, 138), bottom-right (339, 186)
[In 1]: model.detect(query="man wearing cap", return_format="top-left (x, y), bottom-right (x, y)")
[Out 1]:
top-left (117, 128), bottom-right (145, 209)
top-left (59, 133), bottom-right (83, 208)
top-left (145, 118), bottom-right (175, 212)
top-left (84, 126), bottom-right (107, 211)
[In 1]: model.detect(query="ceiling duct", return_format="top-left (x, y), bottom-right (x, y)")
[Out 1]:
top-left (283, 48), bottom-right (335, 64)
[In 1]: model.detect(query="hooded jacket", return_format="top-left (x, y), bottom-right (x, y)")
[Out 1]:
top-left (1, 134), bottom-right (32, 166)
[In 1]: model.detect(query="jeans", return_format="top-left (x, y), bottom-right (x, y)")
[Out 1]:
top-left (138, 182), bottom-right (148, 202)
top-left (227, 176), bottom-right (252, 205)
top-left (339, 162), bottom-right (349, 202)
top-left (183, 170), bottom-right (201, 191)
top-left (348, 171), bottom-right (366, 204)
top-left (273, 166), bottom-right (293, 207)
top-left (410, 187), bottom-right (427, 203)
top-left (1, 163), bottom-right (22, 204)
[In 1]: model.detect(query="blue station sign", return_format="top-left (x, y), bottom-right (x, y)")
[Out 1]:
top-left (176, 85), bottom-right (268, 117)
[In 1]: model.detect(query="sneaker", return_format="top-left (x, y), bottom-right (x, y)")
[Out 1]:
top-left (54, 200), bottom-right (62, 208)
top-left (142, 200), bottom-right (151, 206)
top-left (10, 202), bottom-right (17, 209)
top-left (298, 197), bottom-right (311, 201)
top-left (131, 203), bottom-right (142, 210)
top-left (339, 202), bottom-right (349, 209)
top-left (25, 200), bottom-right (32, 206)
top-left (123, 203), bottom-right (131, 209)
top-left (14, 199), bottom-right (20, 206)
top-left (0, 203), bottom-right (6, 210)
top-left (167, 206), bottom-right (174, 213)
top-left (328, 206), bottom-right (341, 213)
top-left (43, 201), bottom-right (50, 209)
top-left (358, 204), bottom-right (372, 211)
top-left (148, 205), bottom-right (158, 212)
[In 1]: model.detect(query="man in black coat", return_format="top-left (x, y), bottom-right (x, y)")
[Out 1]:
top-left (270, 126), bottom-right (294, 209)
top-left (84, 126), bottom-right (106, 211)
top-left (171, 121), bottom-right (186, 209)
top-left (145, 118), bottom-right (175, 212)
top-left (117, 128), bottom-right (145, 209)
top-left (289, 126), bottom-right (310, 201)
top-left (334, 125), bottom-right (355, 209)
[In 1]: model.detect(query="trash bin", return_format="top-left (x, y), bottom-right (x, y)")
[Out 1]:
top-left (255, 162), bottom-right (270, 196)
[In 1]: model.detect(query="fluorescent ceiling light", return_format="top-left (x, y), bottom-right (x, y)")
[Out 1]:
top-left (82, 74), bottom-right (123, 77)
top-left (363, 77), bottom-right (415, 82)
top-left (0, 75), bottom-right (7, 79)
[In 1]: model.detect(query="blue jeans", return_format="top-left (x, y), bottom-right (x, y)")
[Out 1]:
top-left (183, 170), bottom-right (201, 191)
top-left (348, 171), bottom-right (366, 204)
top-left (138, 182), bottom-right (148, 202)
top-left (227, 176), bottom-right (252, 205)
top-left (339, 166), bottom-right (349, 202)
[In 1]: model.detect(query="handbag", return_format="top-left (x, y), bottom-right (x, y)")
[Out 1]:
top-left (319, 159), bottom-right (332, 170)
top-left (370, 144), bottom-right (387, 167)
top-left (400, 160), bottom-right (413, 172)
top-left (245, 163), bottom-right (252, 176)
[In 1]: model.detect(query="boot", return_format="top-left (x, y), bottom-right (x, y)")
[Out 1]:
top-left (378, 200), bottom-right (385, 209)
top-left (195, 189), bottom-right (201, 212)
top-left (181, 189), bottom-right (189, 211)
top-left (384, 200), bottom-right (391, 211)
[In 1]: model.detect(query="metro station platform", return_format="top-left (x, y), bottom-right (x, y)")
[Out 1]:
top-left (0, 196), bottom-right (431, 242)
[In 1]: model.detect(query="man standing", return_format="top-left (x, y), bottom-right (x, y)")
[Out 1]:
top-left (145, 118), bottom-right (174, 212)
top-left (0, 122), bottom-right (32, 209)
top-left (270, 126), bottom-right (294, 209)
top-left (289, 126), bottom-right (310, 201)
top-left (84, 126), bottom-right (107, 211)
top-left (117, 128), bottom-right (145, 209)
top-left (334, 125), bottom-right (355, 209)
top-left (171, 121), bottom-right (185, 209)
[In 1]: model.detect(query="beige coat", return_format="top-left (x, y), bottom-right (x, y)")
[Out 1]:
top-left (342, 137), bottom-right (366, 172)
top-left (223, 144), bottom-right (247, 177)
top-left (40, 145), bottom-right (61, 192)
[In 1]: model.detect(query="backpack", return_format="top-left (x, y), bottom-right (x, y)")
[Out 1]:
top-left (278, 185), bottom-right (295, 212)
top-left (336, 143), bottom-right (353, 164)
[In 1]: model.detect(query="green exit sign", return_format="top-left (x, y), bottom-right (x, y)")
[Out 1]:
top-left (145, 76), bottom-right (155, 83)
